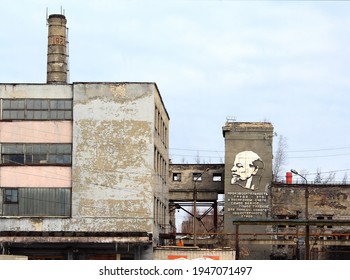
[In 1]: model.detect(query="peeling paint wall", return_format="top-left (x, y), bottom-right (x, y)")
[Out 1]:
top-left (272, 184), bottom-right (350, 219)
top-left (222, 122), bottom-right (274, 260)
top-left (169, 164), bottom-right (225, 201)
top-left (71, 83), bottom-right (165, 234)
top-left (153, 89), bottom-right (170, 243)
top-left (223, 122), bottom-right (273, 225)
top-left (0, 83), bottom-right (170, 243)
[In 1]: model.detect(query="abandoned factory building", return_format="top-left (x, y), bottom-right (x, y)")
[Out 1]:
top-left (169, 122), bottom-right (350, 260)
top-left (0, 14), bottom-right (169, 260)
top-left (1, 13), bottom-right (350, 261)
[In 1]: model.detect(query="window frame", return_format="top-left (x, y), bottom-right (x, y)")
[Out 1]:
top-left (2, 98), bottom-right (73, 120)
top-left (172, 172), bottom-right (182, 182)
top-left (3, 188), bottom-right (19, 204)
top-left (212, 173), bottom-right (222, 182)
top-left (1, 143), bottom-right (72, 165)
top-left (193, 172), bottom-right (202, 182)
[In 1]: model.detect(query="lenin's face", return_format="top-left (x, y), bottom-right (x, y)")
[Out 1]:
top-left (231, 151), bottom-right (260, 184)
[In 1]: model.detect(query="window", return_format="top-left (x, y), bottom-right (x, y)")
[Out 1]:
top-left (1, 187), bottom-right (71, 216)
top-left (326, 216), bottom-right (333, 228)
top-left (2, 99), bottom-right (72, 120)
top-left (316, 215), bottom-right (333, 229)
top-left (172, 172), bottom-right (181, 181)
top-left (316, 216), bottom-right (324, 228)
top-left (4, 188), bottom-right (18, 204)
top-left (1, 144), bottom-right (72, 165)
top-left (193, 173), bottom-right (202, 182)
top-left (1, 144), bottom-right (25, 164)
top-left (213, 173), bottom-right (222, 182)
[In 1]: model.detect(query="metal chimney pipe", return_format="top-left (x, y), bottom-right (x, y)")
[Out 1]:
top-left (47, 14), bottom-right (67, 84)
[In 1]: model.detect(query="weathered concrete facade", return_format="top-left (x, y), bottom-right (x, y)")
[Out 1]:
top-left (270, 182), bottom-right (350, 259)
top-left (0, 13), bottom-right (171, 260)
top-left (153, 246), bottom-right (235, 260)
top-left (221, 121), bottom-right (274, 259)
top-left (170, 164), bottom-right (224, 202)
top-left (168, 164), bottom-right (224, 245)
top-left (71, 82), bottom-right (169, 240)
top-left (169, 164), bottom-right (350, 259)
top-left (0, 82), bottom-right (170, 259)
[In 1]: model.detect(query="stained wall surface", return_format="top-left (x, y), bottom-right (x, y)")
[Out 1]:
top-left (0, 83), bottom-right (170, 244)
top-left (222, 121), bottom-right (274, 259)
top-left (71, 83), bottom-right (161, 233)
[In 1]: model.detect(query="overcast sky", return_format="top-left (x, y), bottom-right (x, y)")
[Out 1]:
top-left (1, 0), bottom-right (350, 182)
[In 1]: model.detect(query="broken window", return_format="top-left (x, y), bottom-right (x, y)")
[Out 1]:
top-left (213, 173), bottom-right (222, 182)
top-left (193, 173), bottom-right (202, 182)
top-left (326, 216), bottom-right (333, 228)
top-left (172, 172), bottom-right (182, 181)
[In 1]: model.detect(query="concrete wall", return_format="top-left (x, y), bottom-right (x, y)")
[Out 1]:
top-left (271, 183), bottom-right (350, 259)
top-left (223, 122), bottom-right (273, 223)
top-left (153, 87), bottom-right (170, 243)
top-left (0, 84), bottom-right (72, 99)
top-left (71, 82), bottom-right (155, 232)
top-left (169, 164), bottom-right (225, 201)
top-left (153, 246), bottom-right (235, 260)
top-left (222, 122), bottom-right (274, 260)
top-left (0, 83), bottom-right (170, 245)
top-left (69, 82), bottom-right (171, 239)
top-left (0, 255), bottom-right (28, 260)
top-left (272, 183), bottom-right (350, 219)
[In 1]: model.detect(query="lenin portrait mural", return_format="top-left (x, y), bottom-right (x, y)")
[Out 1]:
top-left (223, 122), bottom-right (274, 221)
top-left (230, 150), bottom-right (264, 191)
top-left (223, 121), bottom-right (274, 260)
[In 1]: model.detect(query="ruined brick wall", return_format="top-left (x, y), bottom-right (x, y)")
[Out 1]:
top-left (271, 183), bottom-right (350, 219)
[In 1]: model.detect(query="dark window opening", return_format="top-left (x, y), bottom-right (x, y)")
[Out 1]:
top-left (213, 173), bottom-right (222, 182)
top-left (172, 173), bottom-right (181, 181)
top-left (193, 173), bottom-right (202, 182)
top-left (327, 216), bottom-right (333, 228)
top-left (4, 188), bottom-right (18, 204)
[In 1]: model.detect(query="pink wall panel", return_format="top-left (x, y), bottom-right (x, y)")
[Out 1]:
top-left (0, 166), bottom-right (71, 188)
top-left (0, 121), bottom-right (72, 143)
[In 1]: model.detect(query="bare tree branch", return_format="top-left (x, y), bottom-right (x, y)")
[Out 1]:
top-left (273, 135), bottom-right (288, 181)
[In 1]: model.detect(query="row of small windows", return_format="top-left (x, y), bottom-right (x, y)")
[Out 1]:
top-left (1, 143), bottom-right (72, 165)
top-left (1, 187), bottom-right (71, 217)
top-left (172, 172), bottom-right (223, 182)
top-left (154, 147), bottom-right (167, 183)
top-left (154, 197), bottom-right (167, 228)
top-left (1, 99), bottom-right (72, 120)
top-left (154, 106), bottom-right (168, 148)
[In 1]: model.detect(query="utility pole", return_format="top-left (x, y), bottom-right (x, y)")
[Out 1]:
top-left (291, 169), bottom-right (309, 260)
top-left (193, 168), bottom-right (209, 247)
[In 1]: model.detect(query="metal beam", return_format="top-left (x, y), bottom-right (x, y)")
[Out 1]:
top-left (232, 218), bottom-right (350, 226)
top-left (239, 239), bottom-right (350, 246)
top-left (0, 236), bottom-right (150, 243)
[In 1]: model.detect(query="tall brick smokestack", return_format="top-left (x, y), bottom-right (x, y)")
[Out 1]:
top-left (47, 14), bottom-right (68, 84)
